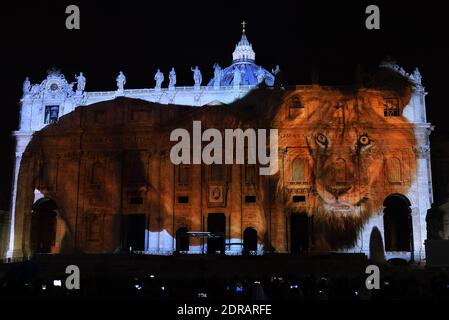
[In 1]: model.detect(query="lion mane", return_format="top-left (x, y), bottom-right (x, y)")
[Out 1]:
top-left (274, 85), bottom-right (416, 250)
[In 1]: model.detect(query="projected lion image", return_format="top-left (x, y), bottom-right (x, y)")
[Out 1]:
top-left (17, 70), bottom-right (418, 254)
top-left (277, 86), bottom-right (417, 250)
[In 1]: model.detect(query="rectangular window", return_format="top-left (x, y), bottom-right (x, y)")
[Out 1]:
top-left (384, 98), bottom-right (400, 117)
top-left (292, 195), bottom-right (306, 203)
top-left (178, 165), bottom-right (190, 186)
top-left (245, 195), bottom-right (256, 203)
top-left (126, 153), bottom-right (146, 184)
top-left (292, 159), bottom-right (305, 181)
top-left (130, 197), bottom-right (143, 205)
top-left (178, 196), bottom-right (189, 204)
top-left (387, 157), bottom-right (402, 183)
top-left (44, 105), bottom-right (59, 124)
top-left (245, 165), bottom-right (256, 184)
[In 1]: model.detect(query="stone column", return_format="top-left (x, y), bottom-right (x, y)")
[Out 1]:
top-left (7, 132), bottom-right (34, 259)
top-left (148, 153), bottom-right (161, 253)
top-left (270, 148), bottom-right (287, 252)
top-left (6, 152), bottom-right (24, 259)
top-left (158, 152), bottom-right (175, 254)
top-left (228, 164), bottom-right (242, 255)
top-left (413, 142), bottom-right (431, 261)
top-left (193, 165), bottom-right (203, 253)
top-left (19, 99), bottom-right (32, 131)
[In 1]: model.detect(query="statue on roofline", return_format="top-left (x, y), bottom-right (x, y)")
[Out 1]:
top-left (168, 67), bottom-right (176, 89)
top-left (255, 66), bottom-right (265, 84)
top-left (75, 72), bottom-right (86, 92)
top-left (213, 63), bottom-right (222, 88)
top-left (154, 69), bottom-right (164, 89)
top-left (22, 77), bottom-right (31, 96)
top-left (116, 71), bottom-right (126, 91)
top-left (191, 66), bottom-right (202, 87)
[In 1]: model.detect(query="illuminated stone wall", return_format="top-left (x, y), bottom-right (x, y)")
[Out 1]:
top-left (5, 79), bottom-right (433, 261)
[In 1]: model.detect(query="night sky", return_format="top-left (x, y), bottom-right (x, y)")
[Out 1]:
top-left (0, 0), bottom-right (448, 209)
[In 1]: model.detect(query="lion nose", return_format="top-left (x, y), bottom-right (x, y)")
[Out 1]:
top-left (326, 186), bottom-right (351, 199)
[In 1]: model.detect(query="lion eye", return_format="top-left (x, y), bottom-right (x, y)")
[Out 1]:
top-left (316, 134), bottom-right (328, 146)
top-left (358, 135), bottom-right (370, 146)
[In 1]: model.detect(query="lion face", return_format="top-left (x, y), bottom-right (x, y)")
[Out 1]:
top-left (277, 88), bottom-right (416, 249)
top-left (307, 127), bottom-right (383, 220)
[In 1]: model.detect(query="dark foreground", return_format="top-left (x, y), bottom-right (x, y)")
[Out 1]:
top-left (0, 253), bottom-right (448, 300)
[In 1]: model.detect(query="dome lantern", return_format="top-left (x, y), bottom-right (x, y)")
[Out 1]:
top-left (232, 21), bottom-right (256, 63)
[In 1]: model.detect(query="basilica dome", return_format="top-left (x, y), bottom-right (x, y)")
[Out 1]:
top-left (208, 29), bottom-right (275, 87)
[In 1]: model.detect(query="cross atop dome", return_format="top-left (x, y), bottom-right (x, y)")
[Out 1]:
top-left (233, 22), bottom-right (255, 62)
top-left (241, 20), bottom-right (246, 34)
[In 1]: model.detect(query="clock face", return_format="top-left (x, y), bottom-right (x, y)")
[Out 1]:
top-left (50, 83), bottom-right (59, 91)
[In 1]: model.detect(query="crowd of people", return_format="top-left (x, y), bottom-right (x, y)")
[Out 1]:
top-left (1, 260), bottom-right (448, 300)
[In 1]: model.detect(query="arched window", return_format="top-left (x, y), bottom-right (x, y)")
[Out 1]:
top-left (335, 158), bottom-right (346, 183)
top-left (288, 96), bottom-right (304, 118)
top-left (91, 162), bottom-right (104, 185)
top-left (387, 157), bottom-right (402, 183)
top-left (383, 194), bottom-right (413, 252)
top-left (126, 154), bottom-right (145, 184)
top-left (292, 158), bottom-right (305, 181)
